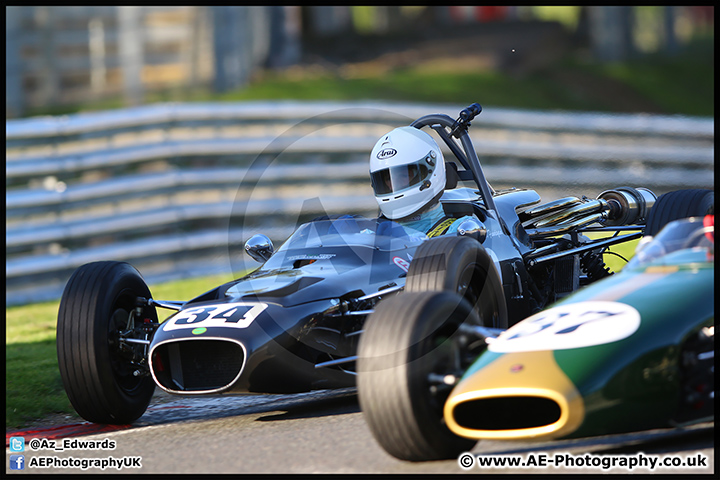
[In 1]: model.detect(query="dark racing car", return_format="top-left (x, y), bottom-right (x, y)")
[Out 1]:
top-left (56, 104), bottom-right (713, 425)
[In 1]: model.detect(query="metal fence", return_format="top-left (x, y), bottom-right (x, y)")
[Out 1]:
top-left (6, 101), bottom-right (714, 305)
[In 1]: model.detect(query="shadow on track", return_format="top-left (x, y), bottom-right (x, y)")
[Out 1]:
top-left (255, 392), bottom-right (360, 422)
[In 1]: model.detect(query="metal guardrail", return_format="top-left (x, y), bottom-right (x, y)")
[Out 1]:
top-left (6, 101), bottom-right (715, 139)
top-left (5, 101), bottom-right (714, 306)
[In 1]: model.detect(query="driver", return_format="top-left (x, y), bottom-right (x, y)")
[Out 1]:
top-left (369, 126), bottom-right (479, 237)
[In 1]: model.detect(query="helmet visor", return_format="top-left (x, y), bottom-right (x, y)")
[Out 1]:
top-left (371, 158), bottom-right (432, 196)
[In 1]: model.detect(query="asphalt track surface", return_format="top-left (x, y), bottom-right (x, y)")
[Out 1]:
top-left (5, 388), bottom-right (714, 474)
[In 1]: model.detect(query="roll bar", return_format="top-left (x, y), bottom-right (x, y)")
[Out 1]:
top-left (410, 104), bottom-right (498, 214)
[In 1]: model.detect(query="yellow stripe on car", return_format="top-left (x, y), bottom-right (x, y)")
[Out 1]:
top-left (427, 218), bottom-right (456, 238)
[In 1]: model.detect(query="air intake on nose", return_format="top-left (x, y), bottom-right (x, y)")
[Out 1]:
top-left (151, 339), bottom-right (245, 393)
top-left (451, 395), bottom-right (562, 431)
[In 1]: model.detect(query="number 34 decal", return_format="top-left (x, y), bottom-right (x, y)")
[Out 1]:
top-left (163, 303), bottom-right (268, 331)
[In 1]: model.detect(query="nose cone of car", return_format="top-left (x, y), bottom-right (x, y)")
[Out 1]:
top-left (444, 350), bottom-right (585, 440)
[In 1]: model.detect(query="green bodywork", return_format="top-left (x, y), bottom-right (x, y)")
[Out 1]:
top-left (462, 248), bottom-right (714, 438)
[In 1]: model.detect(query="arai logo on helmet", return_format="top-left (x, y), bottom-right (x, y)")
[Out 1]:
top-left (376, 148), bottom-right (397, 160)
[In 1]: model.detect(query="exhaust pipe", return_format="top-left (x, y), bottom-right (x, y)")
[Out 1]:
top-left (522, 196), bottom-right (582, 218)
top-left (597, 187), bottom-right (656, 226)
top-left (530, 199), bottom-right (607, 228)
top-left (522, 187), bottom-right (657, 237)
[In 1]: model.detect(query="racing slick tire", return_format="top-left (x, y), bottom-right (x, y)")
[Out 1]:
top-left (57, 261), bottom-right (157, 424)
top-left (643, 189), bottom-right (714, 237)
top-left (358, 291), bottom-right (480, 461)
top-left (405, 235), bottom-right (508, 328)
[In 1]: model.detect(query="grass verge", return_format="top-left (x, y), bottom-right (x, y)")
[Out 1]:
top-left (23, 37), bottom-right (714, 118)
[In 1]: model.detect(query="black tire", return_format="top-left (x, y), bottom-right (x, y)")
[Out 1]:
top-left (406, 235), bottom-right (508, 328)
top-left (357, 291), bottom-right (481, 461)
top-left (644, 189), bottom-right (713, 237)
top-left (57, 261), bottom-right (157, 424)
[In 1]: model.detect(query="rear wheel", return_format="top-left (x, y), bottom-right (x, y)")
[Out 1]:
top-left (358, 291), bottom-right (485, 461)
top-left (406, 235), bottom-right (508, 328)
top-left (644, 189), bottom-right (713, 237)
top-left (57, 261), bottom-right (157, 424)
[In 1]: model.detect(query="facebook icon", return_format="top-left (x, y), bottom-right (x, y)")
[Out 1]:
top-left (10, 455), bottom-right (25, 470)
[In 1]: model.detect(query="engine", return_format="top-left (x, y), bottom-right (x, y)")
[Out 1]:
top-left (521, 187), bottom-right (656, 237)
top-left (518, 187), bottom-right (656, 304)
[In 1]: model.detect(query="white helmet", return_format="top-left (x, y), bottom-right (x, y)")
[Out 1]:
top-left (369, 126), bottom-right (446, 220)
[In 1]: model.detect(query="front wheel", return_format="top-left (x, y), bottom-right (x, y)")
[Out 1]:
top-left (57, 261), bottom-right (157, 424)
top-left (357, 291), bottom-right (482, 461)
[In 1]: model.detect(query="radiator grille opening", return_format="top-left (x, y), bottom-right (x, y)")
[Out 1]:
top-left (452, 396), bottom-right (562, 431)
top-left (152, 340), bottom-right (244, 392)
top-left (554, 255), bottom-right (579, 295)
